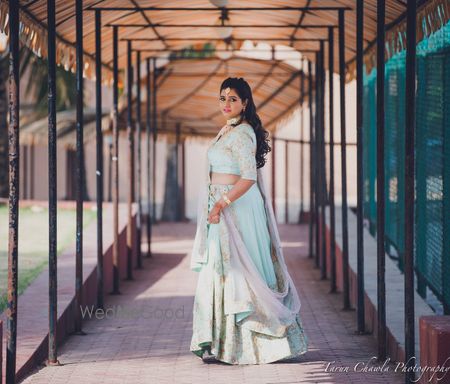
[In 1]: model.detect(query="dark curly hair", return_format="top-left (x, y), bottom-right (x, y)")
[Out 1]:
top-left (220, 77), bottom-right (271, 169)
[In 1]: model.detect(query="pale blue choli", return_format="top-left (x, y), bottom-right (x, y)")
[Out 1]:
top-left (207, 123), bottom-right (257, 181)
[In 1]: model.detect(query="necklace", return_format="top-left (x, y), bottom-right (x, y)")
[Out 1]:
top-left (211, 116), bottom-right (243, 146)
top-left (226, 116), bottom-right (242, 126)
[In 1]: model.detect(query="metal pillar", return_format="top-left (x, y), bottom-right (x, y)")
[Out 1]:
top-left (404, 0), bottom-right (416, 381)
top-left (47, 0), bottom-right (59, 366)
top-left (151, 58), bottom-right (157, 223)
top-left (74, 0), bottom-right (85, 335)
top-left (356, 0), bottom-right (366, 333)
top-left (6, 0), bottom-right (20, 380)
top-left (339, 9), bottom-right (351, 310)
top-left (30, 140), bottom-right (35, 199)
top-left (328, 26), bottom-right (337, 293)
top-left (299, 66), bottom-right (305, 222)
top-left (175, 123), bottom-right (181, 221)
top-left (181, 139), bottom-right (186, 220)
top-left (285, 140), bottom-right (289, 223)
top-left (95, 9), bottom-right (104, 311)
top-left (376, 0), bottom-right (387, 360)
top-left (23, 144), bottom-right (27, 199)
top-left (319, 40), bottom-right (327, 280)
top-left (136, 50), bottom-right (143, 269)
top-left (146, 58), bottom-right (152, 257)
top-left (308, 60), bottom-right (315, 260)
top-left (107, 138), bottom-right (112, 202)
top-left (314, 53), bottom-right (320, 269)
top-left (111, 26), bottom-right (121, 294)
top-left (126, 40), bottom-right (134, 280)
top-left (271, 137), bottom-right (276, 218)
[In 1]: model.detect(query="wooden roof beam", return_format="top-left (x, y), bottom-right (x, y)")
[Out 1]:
top-left (87, 6), bottom-right (352, 11)
top-left (290, 0), bottom-right (310, 41)
top-left (128, 0), bottom-right (170, 50)
top-left (132, 48), bottom-right (319, 53)
top-left (257, 71), bottom-right (301, 111)
top-left (120, 37), bottom-right (327, 42)
top-left (140, 72), bottom-right (300, 77)
top-left (105, 23), bottom-right (338, 28)
top-left (163, 61), bottom-right (224, 114)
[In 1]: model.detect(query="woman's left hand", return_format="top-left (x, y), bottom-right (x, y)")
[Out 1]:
top-left (207, 201), bottom-right (225, 224)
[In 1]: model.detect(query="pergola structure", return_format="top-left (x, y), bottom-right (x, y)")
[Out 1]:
top-left (2, 1), bottom-right (447, 383)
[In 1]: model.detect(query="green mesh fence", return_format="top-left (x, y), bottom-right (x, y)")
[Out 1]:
top-left (362, 68), bottom-right (377, 235)
top-left (362, 19), bottom-right (450, 313)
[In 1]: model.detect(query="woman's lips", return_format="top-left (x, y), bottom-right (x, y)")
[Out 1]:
top-left (223, 109), bottom-right (231, 112)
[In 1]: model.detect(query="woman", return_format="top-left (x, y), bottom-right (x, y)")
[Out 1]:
top-left (189, 77), bottom-right (308, 365)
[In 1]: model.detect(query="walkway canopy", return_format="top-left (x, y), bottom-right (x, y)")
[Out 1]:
top-left (123, 57), bottom-right (307, 137)
top-left (4, 1), bottom-right (448, 70)
top-left (2, 0), bottom-right (448, 137)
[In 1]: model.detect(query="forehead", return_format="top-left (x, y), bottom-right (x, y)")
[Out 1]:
top-left (220, 87), bottom-right (239, 97)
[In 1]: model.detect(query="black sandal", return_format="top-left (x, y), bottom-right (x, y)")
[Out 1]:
top-left (201, 346), bottom-right (216, 363)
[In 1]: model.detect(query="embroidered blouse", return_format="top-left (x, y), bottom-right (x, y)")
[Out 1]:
top-left (207, 123), bottom-right (257, 181)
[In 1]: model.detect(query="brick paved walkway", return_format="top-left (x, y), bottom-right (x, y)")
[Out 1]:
top-left (21, 223), bottom-right (404, 384)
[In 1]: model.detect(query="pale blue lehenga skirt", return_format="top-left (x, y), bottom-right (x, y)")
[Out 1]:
top-left (190, 182), bottom-right (308, 364)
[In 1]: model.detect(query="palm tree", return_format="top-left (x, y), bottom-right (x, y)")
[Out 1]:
top-left (19, 47), bottom-right (77, 116)
top-left (0, 40), bottom-right (86, 199)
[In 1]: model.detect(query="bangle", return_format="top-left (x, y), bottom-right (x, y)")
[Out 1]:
top-left (222, 193), bottom-right (232, 205)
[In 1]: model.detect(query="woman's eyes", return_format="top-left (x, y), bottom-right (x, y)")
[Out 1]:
top-left (219, 97), bottom-right (237, 102)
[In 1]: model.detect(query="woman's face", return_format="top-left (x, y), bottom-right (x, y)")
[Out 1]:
top-left (219, 87), bottom-right (247, 120)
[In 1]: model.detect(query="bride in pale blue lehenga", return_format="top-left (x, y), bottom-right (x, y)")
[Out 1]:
top-left (189, 77), bottom-right (308, 364)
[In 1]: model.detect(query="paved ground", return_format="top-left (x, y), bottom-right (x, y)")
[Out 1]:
top-left (21, 222), bottom-right (404, 384)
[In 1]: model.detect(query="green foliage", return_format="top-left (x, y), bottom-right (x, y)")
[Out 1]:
top-left (169, 42), bottom-right (216, 60)
top-left (20, 46), bottom-right (77, 116)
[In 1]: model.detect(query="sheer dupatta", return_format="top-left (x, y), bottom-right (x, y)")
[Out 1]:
top-left (190, 134), bottom-right (302, 336)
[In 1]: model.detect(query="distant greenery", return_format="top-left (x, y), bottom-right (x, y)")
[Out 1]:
top-left (0, 206), bottom-right (96, 313)
top-left (0, 45), bottom-right (78, 197)
top-left (20, 47), bottom-right (77, 116)
top-left (169, 42), bottom-right (216, 60)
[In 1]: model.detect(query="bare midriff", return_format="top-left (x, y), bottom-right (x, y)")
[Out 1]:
top-left (210, 172), bottom-right (240, 185)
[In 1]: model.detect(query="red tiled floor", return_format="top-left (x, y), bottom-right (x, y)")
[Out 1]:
top-left (20, 222), bottom-right (404, 384)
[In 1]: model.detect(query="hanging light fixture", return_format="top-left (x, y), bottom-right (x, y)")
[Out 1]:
top-left (214, 8), bottom-right (232, 39)
top-left (215, 38), bottom-right (233, 60)
top-left (209, 2), bottom-right (232, 60)
top-left (209, 0), bottom-right (228, 7)
top-left (215, 23), bottom-right (233, 39)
